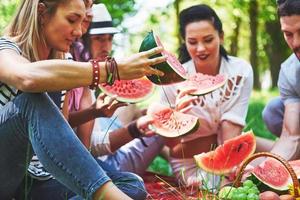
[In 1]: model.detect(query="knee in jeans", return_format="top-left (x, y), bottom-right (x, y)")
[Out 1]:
top-left (122, 172), bottom-right (147, 200)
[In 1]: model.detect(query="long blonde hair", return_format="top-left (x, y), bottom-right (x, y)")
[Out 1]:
top-left (4, 0), bottom-right (68, 61)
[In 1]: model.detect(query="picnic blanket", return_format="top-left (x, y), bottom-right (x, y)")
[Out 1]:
top-left (143, 172), bottom-right (212, 200)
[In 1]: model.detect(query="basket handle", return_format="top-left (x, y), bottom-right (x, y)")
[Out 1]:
top-left (233, 152), bottom-right (300, 197)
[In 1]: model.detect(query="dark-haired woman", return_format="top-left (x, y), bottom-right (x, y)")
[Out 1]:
top-left (159, 4), bottom-right (254, 190)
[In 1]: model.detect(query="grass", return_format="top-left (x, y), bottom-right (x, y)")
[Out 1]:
top-left (147, 89), bottom-right (280, 176)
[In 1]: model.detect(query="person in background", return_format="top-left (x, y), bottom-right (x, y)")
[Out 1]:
top-left (86, 4), bottom-right (165, 177)
top-left (259, 0), bottom-right (300, 160)
top-left (0, 0), bottom-right (166, 199)
top-left (157, 4), bottom-right (253, 189)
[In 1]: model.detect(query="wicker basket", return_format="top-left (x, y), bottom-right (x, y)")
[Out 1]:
top-left (233, 152), bottom-right (300, 198)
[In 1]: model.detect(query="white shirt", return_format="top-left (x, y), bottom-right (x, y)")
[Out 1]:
top-left (159, 56), bottom-right (253, 143)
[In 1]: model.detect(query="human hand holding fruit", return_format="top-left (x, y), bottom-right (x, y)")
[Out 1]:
top-left (92, 93), bottom-right (128, 117)
top-left (175, 88), bottom-right (198, 113)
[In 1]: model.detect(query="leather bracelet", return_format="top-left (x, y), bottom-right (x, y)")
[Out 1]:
top-left (89, 59), bottom-right (100, 89)
top-left (104, 57), bottom-right (120, 86)
top-left (127, 121), bottom-right (148, 147)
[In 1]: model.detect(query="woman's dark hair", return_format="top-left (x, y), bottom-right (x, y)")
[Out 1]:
top-left (277, 0), bottom-right (300, 17)
top-left (178, 4), bottom-right (228, 63)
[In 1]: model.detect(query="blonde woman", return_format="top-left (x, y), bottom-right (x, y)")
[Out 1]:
top-left (0, 0), bottom-right (165, 199)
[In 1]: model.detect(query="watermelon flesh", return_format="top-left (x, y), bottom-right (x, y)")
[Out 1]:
top-left (147, 102), bottom-right (199, 138)
top-left (183, 73), bottom-right (227, 96)
top-left (252, 158), bottom-right (292, 191)
top-left (98, 77), bottom-right (155, 103)
top-left (139, 31), bottom-right (188, 85)
top-left (194, 131), bottom-right (256, 175)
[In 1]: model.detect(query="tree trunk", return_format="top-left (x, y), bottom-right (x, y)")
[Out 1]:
top-left (174, 0), bottom-right (181, 47)
top-left (265, 21), bottom-right (290, 88)
top-left (249, 0), bottom-right (261, 89)
top-left (229, 16), bottom-right (241, 56)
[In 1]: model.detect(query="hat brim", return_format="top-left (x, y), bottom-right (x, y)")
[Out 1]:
top-left (89, 27), bottom-right (120, 35)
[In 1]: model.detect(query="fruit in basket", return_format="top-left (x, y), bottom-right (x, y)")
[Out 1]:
top-left (224, 180), bottom-right (260, 200)
top-left (139, 31), bottom-right (187, 85)
top-left (279, 194), bottom-right (295, 200)
top-left (251, 158), bottom-right (292, 192)
top-left (218, 186), bottom-right (236, 199)
top-left (259, 191), bottom-right (280, 200)
top-left (194, 131), bottom-right (256, 174)
top-left (98, 77), bottom-right (155, 103)
top-left (183, 73), bottom-right (227, 96)
top-left (147, 102), bottom-right (199, 137)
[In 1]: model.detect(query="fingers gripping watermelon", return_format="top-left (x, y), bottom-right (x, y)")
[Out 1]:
top-left (194, 131), bottom-right (256, 175)
top-left (98, 77), bottom-right (155, 103)
top-left (147, 102), bottom-right (199, 137)
top-left (183, 73), bottom-right (227, 96)
top-left (139, 31), bottom-right (188, 85)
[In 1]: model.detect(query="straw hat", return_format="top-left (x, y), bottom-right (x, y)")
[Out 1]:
top-left (89, 3), bottom-right (120, 35)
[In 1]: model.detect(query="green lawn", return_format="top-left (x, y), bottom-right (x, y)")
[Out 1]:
top-left (147, 89), bottom-right (280, 176)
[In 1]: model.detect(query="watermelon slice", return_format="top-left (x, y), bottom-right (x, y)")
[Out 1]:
top-left (194, 131), bottom-right (256, 175)
top-left (147, 102), bottom-right (199, 137)
top-left (139, 31), bottom-right (188, 85)
top-left (183, 73), bottom-right (227, 96)
top-left (251, 158), bottom-right (292, 191)
top-left (98, 77), bottom-right (155, 103)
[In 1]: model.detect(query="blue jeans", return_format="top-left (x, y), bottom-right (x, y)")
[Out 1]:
top-left (16, 159), bottom-right (146, 200)
top-left (262, 96), bottom-right (284, 137)
top-left (101, 136), bottom-right (164, 176)
top-left (0, 93), bottom-right (110, 199)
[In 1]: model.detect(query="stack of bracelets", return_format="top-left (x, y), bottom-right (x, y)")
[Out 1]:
top-left (89, 56), bottom-right (120, 90)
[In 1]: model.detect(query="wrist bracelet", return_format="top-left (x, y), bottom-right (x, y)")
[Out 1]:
top-left (104, 57), bottom-right (120, 86)
top-left (127, 121), bottom-right (143, 138)
top-left (127, 121), bottom-right (148, 147)
top-left (89, 59), bottom-right (100, 89)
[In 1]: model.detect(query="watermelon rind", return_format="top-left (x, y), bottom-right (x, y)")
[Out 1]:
top-left (147, 102), bottom-right (199, 138)
top-left (139, 31), bottom-right (187, 85)
top-left (194, 131), bottom-right (256, 175)
top-left (98, 77), bottom-right (155, 103)
top-left (248, 175), bottom-right (289, 195)
top-left (183, 74), bottom-right (227, 96)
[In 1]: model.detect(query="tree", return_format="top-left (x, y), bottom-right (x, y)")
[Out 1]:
top-left (249, 0), bottom-right (261, 89)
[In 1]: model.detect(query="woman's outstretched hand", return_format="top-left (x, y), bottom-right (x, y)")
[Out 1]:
top-left (136, 115), bottom-right (156, 137)
top-left (117, 47), bottom-right (166, 80)
top-left (92, 93), bottom-right (127, 118)
top-left (175, 88), bottom-right (198, 113)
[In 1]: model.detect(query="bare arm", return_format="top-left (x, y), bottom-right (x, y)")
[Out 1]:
top-left (0, 47), bottom-right (165, 92)
top-left (220, 120), bottom-right (243, 144)
top-left (108, 127), bottom-right (134, 152)
top-left (71, 88), bottom-right (95, 148)
top-left (282, 102), bottom-right (300, 136)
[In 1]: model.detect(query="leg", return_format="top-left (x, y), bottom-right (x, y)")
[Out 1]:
top-left (16, 177), bottom-right (76, 200)
top-left (96, 159), bottom-right (147, 200)
top-left (101, 136), bottom-right (164, 176)
top-left (0, 93), bottom-right (111, 199)
top-left (262, 96), bottom-right (284, 137)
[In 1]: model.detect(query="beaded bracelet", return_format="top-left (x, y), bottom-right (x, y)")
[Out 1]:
top-left (89, 59), bottom-right (100, 89)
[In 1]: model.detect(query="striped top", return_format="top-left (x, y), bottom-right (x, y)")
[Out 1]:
top-left (0, 37), bottom-right (69, 180)
top-left (0, 38), bottom-right (22, 109)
